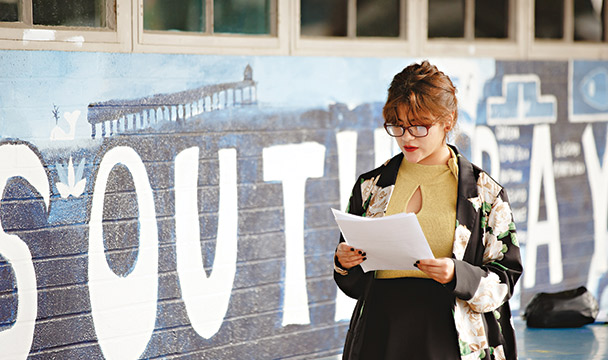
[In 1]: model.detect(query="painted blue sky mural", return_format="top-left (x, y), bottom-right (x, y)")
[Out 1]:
top-left (0, 52), bottom-right (494, 144)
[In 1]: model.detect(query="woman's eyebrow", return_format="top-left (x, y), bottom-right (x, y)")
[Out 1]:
top-left (404, 117), bottom-right (419, 126)
top-left (396, 112), bottom-right (412, 124)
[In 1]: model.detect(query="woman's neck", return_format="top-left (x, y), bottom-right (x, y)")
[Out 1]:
top-left (417, 144), bottom-right (451, 165)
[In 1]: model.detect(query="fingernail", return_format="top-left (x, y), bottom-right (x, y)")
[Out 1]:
top-left (358, 250), bottom-right (362, 255)
top-left (350, 248), bottom-right (355, 251)
top-left (413, 263), bottom-right (418, 268)
top-left (362, 252), bottom-right (367, 256)
top-left (363, 257), bottom-right (367, 261)
top-left (415, 260), bottom-right (420, 265)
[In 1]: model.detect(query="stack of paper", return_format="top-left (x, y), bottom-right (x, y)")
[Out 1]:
top-left (331, 208), bottom-right (434, 273)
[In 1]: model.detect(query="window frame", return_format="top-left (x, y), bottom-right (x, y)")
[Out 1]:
top-left (0, 0), bottom-right (605, 59)
top-left (133, 0), bottom-right (289, 55)
top-left (0, 0), bottom-right (131, 52)
top-left (527, 0), bottom-right (608, 59)
top-left (292, 0), bottom-right (412, 57)
top-left (420, 0), bottom-right (524, 59)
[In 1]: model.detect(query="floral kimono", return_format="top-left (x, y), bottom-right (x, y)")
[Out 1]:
top-left (335, 145), bottom-right (523, 360)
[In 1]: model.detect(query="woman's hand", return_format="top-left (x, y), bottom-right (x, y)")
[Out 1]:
top-left (335, 242), bottom-right (366, 269)
top-left (415, 258), bottom-right (455, 284)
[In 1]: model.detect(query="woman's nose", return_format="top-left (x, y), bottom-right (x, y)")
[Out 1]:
top-left (399, 129), bottom-right (415, 140)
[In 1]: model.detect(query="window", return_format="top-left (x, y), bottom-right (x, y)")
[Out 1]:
top-left (475, 0), bottom-right (509, 39)
top-left (300, 0), bottom-right (401, 38)
top-left (574, 0), bottom-right (606, 41)
top-left (535, 0), bottom-right (608, 42)
top-left (530, 0), bottom-right (608, 59)
top-left (295, 0), bottom-right (518, 57)
top-left (294, 0), bottom-right (408, 57)
top-left (421, 0), bottom-right (519, 59)
top-left (300, 0), bottom-right (347, 37)
top-left (137, 0), bottom-right (284, 55)
top-left (0, 0), bottom-right (128, 51)
top-left (300, 0), bottom-right (402, 38)
top-left (535, 0), bottom-right (564, 39)
top-left (0, 0), bottom-right (116, 29)
top-left (143, 0), bottom-right (274, 35)
top-left (144, 0), bottom-right (205, 33)
top-left (427, 0), bottom-right (511, 40)
top-left (0, 0), bottom-right (606, 58)
top-left (356, 0), bottom-right (401, 37)
top-left (427, 0), bottom-right (465, 38)
top-left (0, 0), bottom-right (19, 23)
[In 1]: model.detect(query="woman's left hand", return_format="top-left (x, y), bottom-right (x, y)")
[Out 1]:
top-left (415, 258), bottom-right (455, 284)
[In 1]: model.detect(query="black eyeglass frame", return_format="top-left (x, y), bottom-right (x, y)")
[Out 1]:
top-left (383, 123), bottom-right (432, 138)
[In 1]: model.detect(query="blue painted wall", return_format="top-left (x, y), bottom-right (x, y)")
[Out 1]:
top-left (0, 51), bottom-right (607, 358)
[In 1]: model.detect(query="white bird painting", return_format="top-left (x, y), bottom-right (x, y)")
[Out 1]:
top-left (50, 110), bottom-right (80, 141)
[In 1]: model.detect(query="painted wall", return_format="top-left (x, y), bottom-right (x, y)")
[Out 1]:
top-left (0, 51), bottom-right (606, 359)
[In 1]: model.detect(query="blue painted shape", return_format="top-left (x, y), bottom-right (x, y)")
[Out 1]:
top-left (581, 68), bottom-right (608, 111)
top-left (488, 76), bottom-right (556, 124)
top-left (54, 157), bottom-right (86, 188)
top-left (591, 122), bottom-right (608, 167)
top-left (572, 61), bottom-right (608, 119)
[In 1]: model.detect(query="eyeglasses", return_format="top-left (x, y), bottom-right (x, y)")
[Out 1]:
top-left (384, 123), bottom-right (431, 138)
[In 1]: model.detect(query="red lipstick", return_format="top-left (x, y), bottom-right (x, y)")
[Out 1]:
top-left (403, 146), bottom-right (418, 152)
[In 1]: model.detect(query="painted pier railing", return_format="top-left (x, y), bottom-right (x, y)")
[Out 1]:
top-left (87, 65), bottom-right (257, 139)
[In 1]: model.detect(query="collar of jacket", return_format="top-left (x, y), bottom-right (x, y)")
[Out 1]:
top-left (451, 144), bottom-right (484, 264)
top-left (450, 145), bottom-right (481, 223)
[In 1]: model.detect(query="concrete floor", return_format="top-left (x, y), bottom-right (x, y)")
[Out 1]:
top-left (318, 319), bottom-right (608, 359)
top-left (516, 319), bottom-right (608, 359)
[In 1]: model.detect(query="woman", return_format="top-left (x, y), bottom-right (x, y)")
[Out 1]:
top-left (334, 61), bottom-right (522, 360)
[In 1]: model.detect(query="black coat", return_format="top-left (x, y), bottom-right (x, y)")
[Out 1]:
top-left (335, 146), bottom-right (523, 360)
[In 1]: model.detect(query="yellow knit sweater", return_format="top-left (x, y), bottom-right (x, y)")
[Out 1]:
top-left (376, 151), bottom-right (458, 279)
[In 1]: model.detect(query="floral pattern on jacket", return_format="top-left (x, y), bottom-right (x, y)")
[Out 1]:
top-left (359, 176), bottom-right (394, 218)
top-left (335, 146), bottom-right (523, 360)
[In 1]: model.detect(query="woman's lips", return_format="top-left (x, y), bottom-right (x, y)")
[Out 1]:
top-left (403, 146), bottom-right (418, 152)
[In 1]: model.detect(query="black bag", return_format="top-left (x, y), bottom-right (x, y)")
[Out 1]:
top-left (523, 286), bottom-right (599, 328)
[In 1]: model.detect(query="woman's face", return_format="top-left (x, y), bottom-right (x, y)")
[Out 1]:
top-left (394, 105), bottom-right (452, 165)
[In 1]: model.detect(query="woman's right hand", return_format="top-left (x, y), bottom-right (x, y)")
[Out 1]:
top-left (335, 242), bottom-right (367, 269)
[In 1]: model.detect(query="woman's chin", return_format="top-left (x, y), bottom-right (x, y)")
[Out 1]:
top-left (402, 152), bottom-right (423, 164)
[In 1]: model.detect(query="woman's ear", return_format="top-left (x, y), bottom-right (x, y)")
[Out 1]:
top-left (444, 112), bottom-right (455, 132)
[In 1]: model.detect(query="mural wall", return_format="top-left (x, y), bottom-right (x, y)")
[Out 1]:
top-left (0, 51), bottom-right (607, 359)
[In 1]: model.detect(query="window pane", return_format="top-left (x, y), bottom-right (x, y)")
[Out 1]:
top-left (33, 0), bottom-right (115, 28)
top-left (535, 0), bottom-right (564, 39)
top-left (574, 0), bottom-right (604, 41)
top-left (301, 0), bottom-right (347, 37)
top-left (144, 0), bottom-right (204, 32)
top-left (428, 0), bottom-right (464, 38)
top-left (357, 0), bottom-right (400, 37)
top-left (214, 0), bottom-right (271, 34)
top-left (0, 0), bottom-right (19, 22)
top-left (475, 0), bottom-right (509, 38)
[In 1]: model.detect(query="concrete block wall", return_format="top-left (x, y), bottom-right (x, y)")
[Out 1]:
top-left (0, 51), bottom-right (607, 358)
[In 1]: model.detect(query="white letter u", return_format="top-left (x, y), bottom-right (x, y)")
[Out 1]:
top-left (175, 147), bottom-right (238, 339)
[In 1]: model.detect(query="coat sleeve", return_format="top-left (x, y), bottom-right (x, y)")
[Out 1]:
top-left (333, 177), bottom-right (369, 300)
top-left (452, 188), bottom-right (523, 314)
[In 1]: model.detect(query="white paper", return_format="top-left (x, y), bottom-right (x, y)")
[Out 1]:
top-left (331, 208), bottom-right (435, 272)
